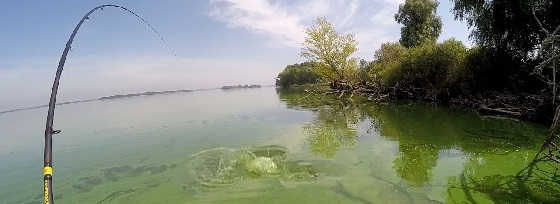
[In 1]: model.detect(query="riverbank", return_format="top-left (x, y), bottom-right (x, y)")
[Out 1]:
top-left (449, 92), bottom-right (553, 124)
top-left (290, 84), bottom-right (555, 125)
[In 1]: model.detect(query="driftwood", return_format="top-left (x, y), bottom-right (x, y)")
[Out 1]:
top-left (480, 115), bottom-right (520, 122)
top-left (478, 106), bottom-right (522, 117)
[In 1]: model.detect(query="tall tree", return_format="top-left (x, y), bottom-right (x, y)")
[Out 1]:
top-left (451, 0), bottom-right (560, 61)
top-left (301, 17), bottom-right (358, 88)
top-left (395, 0), bottom-right (443, 48)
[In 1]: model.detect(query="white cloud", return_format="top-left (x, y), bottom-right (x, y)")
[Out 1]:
top-left (209, 0), bottom-right (306, 47)
top-left (334, 0), bottom-right (359, 27)
top-left (208, 0), bottom-right (405, 59)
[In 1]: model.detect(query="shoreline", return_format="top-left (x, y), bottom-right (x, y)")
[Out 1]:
top-left (288, 84), bottom-right (554, 125)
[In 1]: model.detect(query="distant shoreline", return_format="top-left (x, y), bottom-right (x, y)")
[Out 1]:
top-left (0, 85), bottom-right (271, 115)
top-left (220, 84), bottom-right (261, 89)
top-left (98, 89), bottom-right (193, 100)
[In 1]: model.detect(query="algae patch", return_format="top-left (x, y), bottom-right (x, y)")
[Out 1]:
top-left (186, 145), bottom-right (319, 191)
top-left (246, 157), bottom-right (278, 175)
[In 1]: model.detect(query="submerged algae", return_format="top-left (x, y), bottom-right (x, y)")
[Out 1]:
top-left (246, 157), bottom-right (278, 175)
top-left (187, 145), bottom-right (320, 190)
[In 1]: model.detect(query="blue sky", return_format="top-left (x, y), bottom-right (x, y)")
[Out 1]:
top-left (0, 0), bottom-right (470, 110)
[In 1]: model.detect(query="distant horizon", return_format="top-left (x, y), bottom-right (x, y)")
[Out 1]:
top-left (0, 83), bottom-right (274, 114)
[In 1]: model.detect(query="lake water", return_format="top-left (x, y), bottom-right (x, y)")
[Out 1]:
top-left (1, 87), bottom-right (558, 203)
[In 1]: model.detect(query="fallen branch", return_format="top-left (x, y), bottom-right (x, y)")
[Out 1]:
top-left (478, 106), bottom-right (522, 117)
top-left (480, 115), bottom-right (520, 122)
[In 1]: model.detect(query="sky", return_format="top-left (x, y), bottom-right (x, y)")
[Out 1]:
top-left (0, 0), bottom-right (470, 110)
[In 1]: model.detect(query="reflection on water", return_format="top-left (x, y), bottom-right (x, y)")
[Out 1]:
top-left (0, 87), bottom-right (558, 203)
top-left (276, 87), bottom-right (559, 203)
top-left (302, 101), bottom-right (359, 158)
top-left (394, 144), bottom-right (439, 187)
top-left (276, 88), bottom-right (371, 159)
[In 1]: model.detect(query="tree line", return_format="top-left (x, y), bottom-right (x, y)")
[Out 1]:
top-left (276, 0), bottom-right (560, 124)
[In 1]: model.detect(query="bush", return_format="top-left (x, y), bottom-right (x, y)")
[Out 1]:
top-left (437, 39), bottom-right (468, 87)
top-left (276, 62), bottom-right (321, 88)
top-left (376, 39), bottom-right (468, 97)
top-left (369, 42), bottom-right (407, 84)
top-left (447, 46), bottom-right (493, 94)
top-left (371, 39), bottom-right (541, 97)
top-left (382, 42), bottom-right (437, 88)
top-left (355, 59), bottom-right (372, 85)
top-left (374, 42), bottom-right (408, 66)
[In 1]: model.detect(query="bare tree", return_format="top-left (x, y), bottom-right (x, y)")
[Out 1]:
top-left (533, 6), bottom-right (560, 163)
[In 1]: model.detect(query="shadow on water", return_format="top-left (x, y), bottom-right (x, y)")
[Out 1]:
top-left (276, 87), bottom-right (560, 202)
top-left (445, 154), bottom-right (560, 203)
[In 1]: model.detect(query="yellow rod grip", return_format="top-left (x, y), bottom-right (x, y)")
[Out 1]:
top-left (43, 166), bottom-right (53, 176)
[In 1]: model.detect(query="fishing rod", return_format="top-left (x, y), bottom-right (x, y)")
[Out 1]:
top-left (42, 4), bottom-right (171, 204)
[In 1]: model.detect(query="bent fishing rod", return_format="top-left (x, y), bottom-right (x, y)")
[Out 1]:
top-left (42, 5), bottom-right (170, 204)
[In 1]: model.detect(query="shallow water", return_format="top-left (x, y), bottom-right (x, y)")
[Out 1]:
top-left (0, 87), bottom-right (558, 203)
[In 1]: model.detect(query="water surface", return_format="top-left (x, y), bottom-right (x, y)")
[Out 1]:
top-left (0, 87), bottom-right (558, 203)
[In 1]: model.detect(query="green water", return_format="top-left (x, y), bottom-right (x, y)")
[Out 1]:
top-left (0, 87), bottom-right (558, 203)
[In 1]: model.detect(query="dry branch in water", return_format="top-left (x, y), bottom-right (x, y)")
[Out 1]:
top-left (533, 5), bottom-right (560, 164)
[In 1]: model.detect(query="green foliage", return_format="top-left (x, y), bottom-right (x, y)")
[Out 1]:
top-left (370, 42), bottom-right (408, 84)
top-left (369, 39), bottom-right (525, 96)
top-left (356, 59), bottom-right (373, 84)
top-left (439, 39), bottom-right (469, 87)
top-left (451, 0), bottom-right (560, 61)
top-left (276, 62), bottom-right (321, 88)
top-left (382, 42), bottom-right (438, 87)
top-left (448, 46), bottom-right (495, 94)
top-left (374, 42), bottom-right (408, 65)
top-left (395, 0), bottom-right (442, 48)
top-left (301, 17), bottom-right (358, 83)
top-left (381, 39), bottom-right (468, 94)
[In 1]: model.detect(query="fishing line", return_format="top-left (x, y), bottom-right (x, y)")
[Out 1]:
top-left (89, 5), bottom-right (178, 56)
